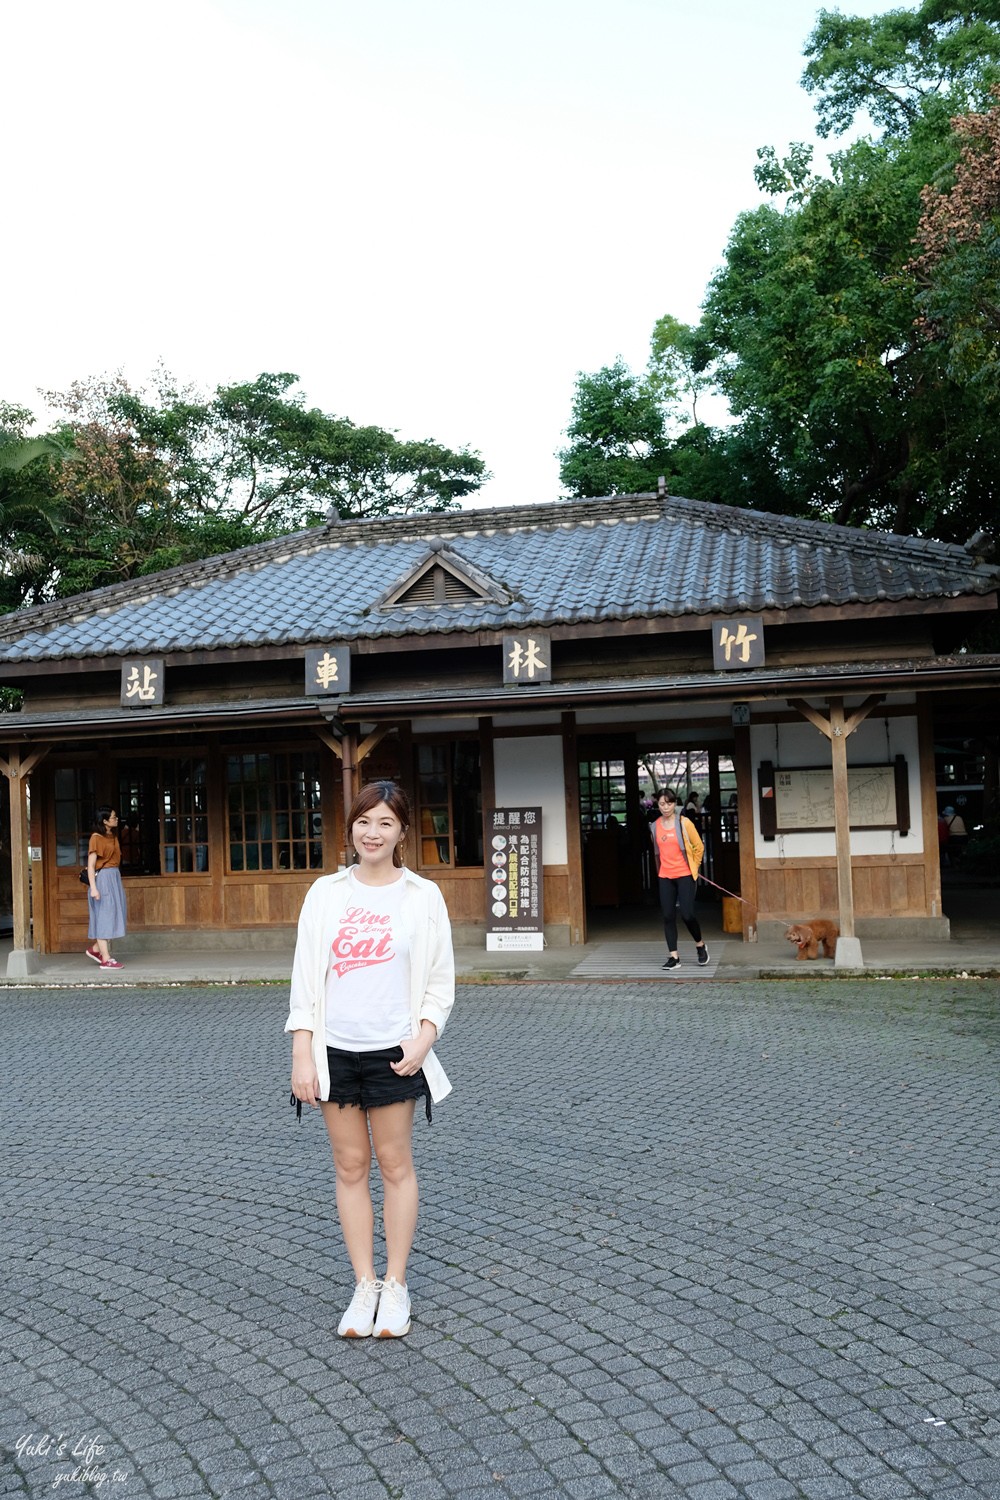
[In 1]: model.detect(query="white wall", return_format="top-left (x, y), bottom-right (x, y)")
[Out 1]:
top-left (750, 709), bottom-right (923, 858)
top-left (493, 735), bottom-right (567, 863)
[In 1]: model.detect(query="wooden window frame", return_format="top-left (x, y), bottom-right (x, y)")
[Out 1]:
top-left (225, 746), bottom-right (325, 876)
top-left (412, 735), bottom-right (483, 870)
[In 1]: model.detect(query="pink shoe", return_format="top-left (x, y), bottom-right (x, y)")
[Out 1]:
top-left (100, 958), bottom-right (124, 970)
top-left (85, 945), bottom-right (102, 964)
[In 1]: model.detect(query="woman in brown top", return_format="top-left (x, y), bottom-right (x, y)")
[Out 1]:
top-left (86, 805), bottom-right (127, 971)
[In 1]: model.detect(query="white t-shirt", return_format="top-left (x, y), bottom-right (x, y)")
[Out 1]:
top-left (324, 869), bottom-right (411, 1050)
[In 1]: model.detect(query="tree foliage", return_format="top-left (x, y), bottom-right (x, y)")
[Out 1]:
top-left (562, 2), bottom-right (1000, 545)
top-left (908, 85), bottom-right (1000, 391)
top-left (0, 373), bottom-right (488, 604)
top-left (802, 0), bottom-right (1000, 138)
top-left (558, 360), bottom-right (673, 497)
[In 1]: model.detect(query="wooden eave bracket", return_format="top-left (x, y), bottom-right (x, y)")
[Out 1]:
top-left (314, 727), bottom-right (343, 761)
top-left (0, 744), bottom-right (52, 779)
top-left (314, 723), bottom-right (395, 764)
top-left (357, 725), bottom-right (394, 764)
top-left (787, 695), bottom-right (884, 739)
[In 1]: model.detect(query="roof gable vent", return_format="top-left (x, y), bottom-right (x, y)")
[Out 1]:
top-left (377, 545), bottom-right (512, 610)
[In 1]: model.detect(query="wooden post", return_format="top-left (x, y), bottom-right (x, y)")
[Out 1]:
top-left (732, 722), bottom-right (758, 942)
top-left (561, 711), bottom-right (586, 945)
top-left (787, 696), bottom-right (882, 969)
top-left (341, 731), bottom-right (356, 865)
top-left (917, 700), bottom-right (944, 926)
top-left (0, 744), bottom-right (51, 977)
top-left (828, 699), bottom-right (859, 958)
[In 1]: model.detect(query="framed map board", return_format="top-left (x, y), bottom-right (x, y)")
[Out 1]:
top-left (758, 757), bottom-right (910, 837)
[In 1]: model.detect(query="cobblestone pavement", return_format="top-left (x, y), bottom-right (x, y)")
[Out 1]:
top-left (3, 979), bottom-right (1000, 1500)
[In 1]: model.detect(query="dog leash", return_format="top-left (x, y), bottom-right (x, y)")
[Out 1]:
top-left (698, 873), bottom-right (753, 906)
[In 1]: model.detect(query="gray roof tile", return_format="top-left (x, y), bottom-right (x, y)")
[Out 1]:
top-left (0, 493), bottom-right (994, 665)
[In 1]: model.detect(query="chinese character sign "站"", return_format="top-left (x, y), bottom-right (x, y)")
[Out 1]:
top-left (121, 659), bottom-right (165, 707)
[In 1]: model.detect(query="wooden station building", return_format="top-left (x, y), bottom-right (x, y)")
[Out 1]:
top-left (0, 491), bottom-right (997, 974)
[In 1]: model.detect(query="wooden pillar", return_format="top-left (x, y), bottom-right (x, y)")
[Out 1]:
top-left (917, 700), bottom-right (944, 922)
top-left (479, 717), bottom-right (496, 932)
top-left (707, 749), bottom-right (722, 885)
top-left (788, 695), bottom-right (882, 969)
top-left (561, 711), bottom-right (586, 944)
top-left (0, 744), bottom-right (51, 977)
top-left (732, 722), bottom-right (758, 942)
top-left (479, 716), bottom-right (496, 830)
top-left (341, 730), bottom-right (357, 864)
top-left (828, 699), bottom-right (857, 944)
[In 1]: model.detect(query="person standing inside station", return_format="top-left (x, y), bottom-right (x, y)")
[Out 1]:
top-left (652, 788), bottom-right (709, 971)
top-left (85, 805), bottom-right (127, 971)
top-left (286, 780), bottom-right (455, 1338)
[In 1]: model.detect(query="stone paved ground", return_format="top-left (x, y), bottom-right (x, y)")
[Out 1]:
top-left (3, 978), bottom-right (1000, 1500)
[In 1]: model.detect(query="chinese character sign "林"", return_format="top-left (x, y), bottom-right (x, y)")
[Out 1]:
top-left (502, 633), bottom-right (552, 684)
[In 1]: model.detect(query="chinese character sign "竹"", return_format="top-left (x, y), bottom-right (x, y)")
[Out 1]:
top-left (711, 617), bottom-right (765, 670)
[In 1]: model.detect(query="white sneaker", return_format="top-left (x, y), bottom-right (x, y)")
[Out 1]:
top-left (373, 1277), bottom-right (411, 1338)
top-left (337, 1276), bottom-right (382, 1338)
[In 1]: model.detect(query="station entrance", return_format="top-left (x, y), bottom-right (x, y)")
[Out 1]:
top-left (578, 735), bottom-right (742, 932)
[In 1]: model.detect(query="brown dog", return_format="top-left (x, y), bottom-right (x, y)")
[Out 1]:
top-left (785, 920), bottom-right (839, 960)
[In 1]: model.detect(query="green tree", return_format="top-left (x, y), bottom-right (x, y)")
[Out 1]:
top-left (0, 405), bottom-right (73, 602)
top-left (908, 86), bottom-right (1000, 392)
top-left (105, 370), bottom-right (487, 528)
top-left (0, 371), bottom-right (490, 601)
top-left (802, 0), bottom-right (1000, 139)
top-left (558, 359), bottom-right (674, 497)
top-left (648, 315), bottom-right (716, 430)
top-left (692, 0), bottom-right (1000, 540)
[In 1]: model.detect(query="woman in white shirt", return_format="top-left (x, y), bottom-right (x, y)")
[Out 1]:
top-left (287, 780), bottom-right (455, 1339)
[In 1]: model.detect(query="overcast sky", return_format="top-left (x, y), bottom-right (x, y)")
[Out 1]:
top-left (5, 0), bottom-right (901, 509)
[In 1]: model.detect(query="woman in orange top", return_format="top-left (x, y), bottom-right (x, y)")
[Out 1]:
top-left (651, 788), bottom-right (708, 971)
top-left (86, 805), bottom-right (128, 971)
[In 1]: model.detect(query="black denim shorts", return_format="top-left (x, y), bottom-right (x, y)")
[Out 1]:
top-left (326, 1045), bottom-right (431, 1122)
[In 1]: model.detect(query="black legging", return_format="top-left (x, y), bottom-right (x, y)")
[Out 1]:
top-left (659, 875), bottom-right (702, 952)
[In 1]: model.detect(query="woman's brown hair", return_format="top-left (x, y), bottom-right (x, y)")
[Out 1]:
top-left (347, 780), bottom-right (411, 867)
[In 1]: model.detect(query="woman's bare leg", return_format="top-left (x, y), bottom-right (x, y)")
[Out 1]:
top-left (321, 1103), bottom-right (375, 1281)
top-left (369, 1100), bottom-right (418, 1284)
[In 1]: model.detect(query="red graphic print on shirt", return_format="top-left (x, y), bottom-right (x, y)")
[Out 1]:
top-left (329, 903), bottom-right (396, 980)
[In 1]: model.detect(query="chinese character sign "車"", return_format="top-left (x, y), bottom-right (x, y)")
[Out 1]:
top-left (305, 647), bottom-right (351, 695)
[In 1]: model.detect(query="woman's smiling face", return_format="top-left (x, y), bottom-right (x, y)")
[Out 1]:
top-left (352, 801), bottom-right (403, 867)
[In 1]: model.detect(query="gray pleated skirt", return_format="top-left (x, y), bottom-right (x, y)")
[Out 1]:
top-left (88, 867), bottom-right (127, 940)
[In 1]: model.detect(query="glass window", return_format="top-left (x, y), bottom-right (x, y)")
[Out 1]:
top-left (227, 751), bottom-right (323, 872)
top-left (54, 766), bottom-right (96, 866)
top-left (413, 741), bottom-right (482, 868)
top-left (161, 758), bottom-right (209, 873)
top-left (117, 764), bottom-right (160, 874)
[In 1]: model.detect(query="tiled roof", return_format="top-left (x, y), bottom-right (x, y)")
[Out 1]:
top-left (0, 493), bottom-right (994, 665)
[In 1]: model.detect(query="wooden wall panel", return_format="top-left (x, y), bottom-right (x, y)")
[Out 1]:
top-left (54, 896), bottom-right (89, 953)
top-left (423, 869), bottom-right (487, 927)
top-left (755, 854), bottom-right (935, 919)
top-left (423, 866), bottom-right (572, 931)
top-left (222, 878), bottom-right (314, 927)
